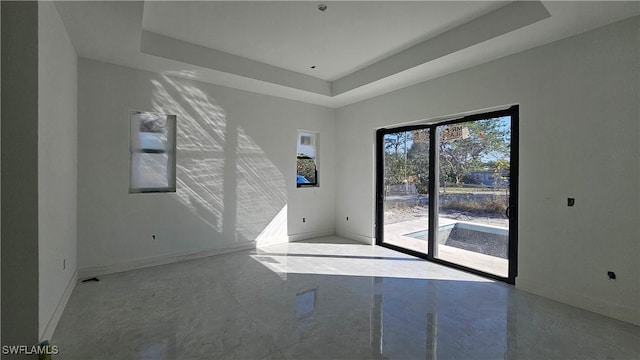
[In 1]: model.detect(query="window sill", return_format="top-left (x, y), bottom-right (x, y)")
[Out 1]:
top-left (129, 188), bottom-right (176, 194)
top-left (297, 184), bottom-right (319, 188)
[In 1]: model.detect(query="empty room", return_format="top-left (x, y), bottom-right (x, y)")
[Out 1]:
top-left (1, 1), bottom-right (639, 359)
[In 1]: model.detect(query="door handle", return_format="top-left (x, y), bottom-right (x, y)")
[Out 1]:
top-left (505, 206), bottom-right (514, 219)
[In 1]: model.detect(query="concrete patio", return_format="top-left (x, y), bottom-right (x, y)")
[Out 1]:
top-left (383, 218), bottom-right (509, 278)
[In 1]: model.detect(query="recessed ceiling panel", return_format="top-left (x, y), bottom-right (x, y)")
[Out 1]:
top-left (56, 1), bottom-right (640, 107)
top-left (142, 1), bottom-right (508, 81)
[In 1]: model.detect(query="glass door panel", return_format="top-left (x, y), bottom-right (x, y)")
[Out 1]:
top-left (381, 129), bottom-right (430, 255)
top-left (434, 117), bottom-right (511, 277)
top-left (376, 106), bottom-right (518, 283)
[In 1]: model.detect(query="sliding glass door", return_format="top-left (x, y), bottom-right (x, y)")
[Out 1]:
top-left (376, 106), bottom-right (518, 283)
top-left (379, 128), bottom-right (431, 255)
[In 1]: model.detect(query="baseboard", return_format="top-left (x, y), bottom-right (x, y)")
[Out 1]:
top-left (336, 230), bottom-right (374, 245)
top-left (40, 270), bottom-right (77, 342)
top-left (79, 241), bottom-right (256, 279)
top-left (517, 277), bottom-right (640, 326)
top-left (288, 230), bottom-right (335, 242)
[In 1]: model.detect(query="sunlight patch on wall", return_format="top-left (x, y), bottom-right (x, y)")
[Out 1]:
top-left (255, 204), bottom-right (289, 247)
top-left (150, 74), bottom-right (288, 244)
top-left (235, 126), bottom-right (287, 242)
top-left (151, 77), bottom-right (226, 231)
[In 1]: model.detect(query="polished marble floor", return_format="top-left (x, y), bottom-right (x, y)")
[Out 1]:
top-left (53, 236), bottom-right (640, 359)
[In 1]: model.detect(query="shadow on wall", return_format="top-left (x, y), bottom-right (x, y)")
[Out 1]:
top-left (150, 73), bottom-right (288, 246)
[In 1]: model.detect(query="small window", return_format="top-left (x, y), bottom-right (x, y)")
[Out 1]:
top-left (130, 111), bottom-right (177, 193)
top-left (300, 135), bottom-right (312, 145)
top-left (297, 131), bottom-right (318, 187)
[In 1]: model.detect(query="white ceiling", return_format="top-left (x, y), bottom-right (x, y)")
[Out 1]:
top-left (55, 1), bottom-right (640, 108)
top-left (142, 1), bottom-right (508, 81)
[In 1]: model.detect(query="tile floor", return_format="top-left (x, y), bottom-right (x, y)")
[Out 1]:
top-left (53, 236), bottom-right (640, 359)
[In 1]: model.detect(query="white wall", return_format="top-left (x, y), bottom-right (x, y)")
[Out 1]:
top-left (77, 59), bottom-right (335, 274)
top-left (335, 17), bottom-right (640, 325)
top-left (38, 2), bottom-right (78, 340)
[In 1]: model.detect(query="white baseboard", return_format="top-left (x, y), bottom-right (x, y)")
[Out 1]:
top-left (517, 277), bottom-right (640, 326)
top-left (336, 230), bottom-right (374, 245)
top-left (40, 270), bottom-right (77, 342)
top-left (79, 241), bottom-right (256, 279)
top-left (288, 230), bottom-right (335, 242)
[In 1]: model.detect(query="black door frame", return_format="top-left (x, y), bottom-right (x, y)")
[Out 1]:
top-left (375, 105), bottom-right (519, 284)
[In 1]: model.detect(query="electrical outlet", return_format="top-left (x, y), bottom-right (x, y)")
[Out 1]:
top-left (567, 198), bottom-right (575, 207)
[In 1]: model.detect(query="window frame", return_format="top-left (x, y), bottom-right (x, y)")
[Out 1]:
top-left (375, 105), bottom-right (519, 284)
top-left (296, 130), bottom-right (319, 188)
top-left (129, 110), bottom-right (177, 194)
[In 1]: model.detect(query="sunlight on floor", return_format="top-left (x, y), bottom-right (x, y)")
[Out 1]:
top-left (252, 237), bottom-right (495, 282)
